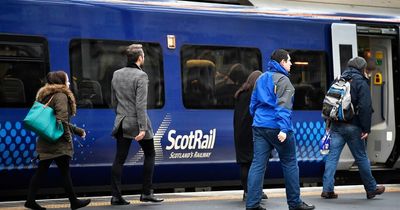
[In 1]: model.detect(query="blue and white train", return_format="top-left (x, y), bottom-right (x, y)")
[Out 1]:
top-left (0, 0), bottom-right (399, 198)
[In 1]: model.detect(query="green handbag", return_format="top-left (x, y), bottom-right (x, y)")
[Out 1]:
top-left (23, 95), bottom-right (64, 142)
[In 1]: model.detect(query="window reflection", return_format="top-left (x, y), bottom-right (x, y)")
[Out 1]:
top-left (181, 45), bottom-right (261, 109)
top-left (0, 35), bottom-right (48, 107)
top-left (287, 50), bottom-right (327, 110)
top-left (70, 39), bottom-right (164, 109)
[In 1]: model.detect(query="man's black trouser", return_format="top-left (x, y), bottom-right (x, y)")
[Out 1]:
top-left (111, 126), bottom-right (155, 197)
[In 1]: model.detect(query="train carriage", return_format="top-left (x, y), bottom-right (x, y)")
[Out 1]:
top-left (0, 0), bottom-right (399, 198)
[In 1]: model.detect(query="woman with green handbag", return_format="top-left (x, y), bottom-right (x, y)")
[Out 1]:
top-left (25, 71), bottom-right (91, 210)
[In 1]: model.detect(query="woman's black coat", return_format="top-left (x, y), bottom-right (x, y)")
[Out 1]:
top-left (233, 90), bottom-right (253, 164)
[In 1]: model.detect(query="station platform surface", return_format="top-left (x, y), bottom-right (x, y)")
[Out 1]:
top-left (1, 184), bottom-right (399, 210)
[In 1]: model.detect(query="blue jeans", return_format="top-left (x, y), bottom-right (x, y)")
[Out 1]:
top-left (322, 123), bottom-right (377, 193)
top-left (247, 127), bottom-right (302, 209)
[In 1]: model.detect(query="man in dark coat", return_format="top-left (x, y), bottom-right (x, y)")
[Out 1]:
top-left (322, 56), bottom-right (385, 199)
top-left (110, 44), bottom-right (163, 205)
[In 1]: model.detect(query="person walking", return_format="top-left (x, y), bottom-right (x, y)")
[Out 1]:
top-left (321, 57), bottom-right (385, 199)
top-left (246, 49), bottom-right (315, 210)
top-left (110, 44), bottom-right (163, 205)
top-left (25, 71), bottom-right (90, 210)
top-left (233, 70), bottom-right (269, 201)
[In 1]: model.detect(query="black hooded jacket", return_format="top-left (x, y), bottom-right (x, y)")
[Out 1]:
top-left (341, 67), bottom-right (373, 133)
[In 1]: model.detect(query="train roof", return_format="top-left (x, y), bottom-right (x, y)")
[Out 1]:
top-left (9, 0), bottom-right (400, 23)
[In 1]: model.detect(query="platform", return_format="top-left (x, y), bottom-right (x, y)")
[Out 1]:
top-left (1, 184), bottom-right (399, 210)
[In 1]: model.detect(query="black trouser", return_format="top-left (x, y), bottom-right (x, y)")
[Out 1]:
top-left (27, 155), bottom-right (77, 202)
top-left (240, 163), bottom-right (251, 193)
top-left (111, 127), bottom-right (155, 197)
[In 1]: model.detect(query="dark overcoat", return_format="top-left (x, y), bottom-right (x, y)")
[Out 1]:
top-left (341, 68), bottom-right (373, 133)
top-left (233, 90), bottom-right (253, 164)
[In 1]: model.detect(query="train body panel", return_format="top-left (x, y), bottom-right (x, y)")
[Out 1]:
top-left (0, 0), bottom-right (399, 197)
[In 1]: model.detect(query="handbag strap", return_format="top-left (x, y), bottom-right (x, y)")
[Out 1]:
top-left (44, 95), bottom-right (55, 108)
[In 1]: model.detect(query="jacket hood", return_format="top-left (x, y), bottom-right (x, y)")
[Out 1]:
top-left (36, 84), bottom-right (77, 115)
top-left (341, 67), bottom-right (366, 81)
top-left (266, 60), bottom-right (289, 76)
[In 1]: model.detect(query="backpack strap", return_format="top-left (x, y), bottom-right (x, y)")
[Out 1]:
top-left (339, 74), bottom-right (353, 82)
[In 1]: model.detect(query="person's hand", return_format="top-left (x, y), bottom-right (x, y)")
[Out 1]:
top-left (277, 131), bottom-right (287, 142)
top-left (325, 120), bottom-right (331, 132)
top-left (135, 131), bottom-right (146, 141)
top-left (361, 132), bottom-right (369, 140)
top-left (81, 130), bottom-right (86, 139)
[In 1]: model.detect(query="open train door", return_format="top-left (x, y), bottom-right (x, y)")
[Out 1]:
top-left (331, 23), bottom-right (358, 170)
top-left (332, 22), bottom-right (399, 171)
top-left (356, 25), bottom-right (399, 169)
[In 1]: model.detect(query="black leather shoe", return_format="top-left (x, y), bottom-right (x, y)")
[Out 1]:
top-left (262, 192), bottom-right (268, 199)
top-left (110, 196), bottom-right (130, 205)
top-left (289, 202), bottom-right (315, 210)
top-left (246, 206), bottom-right (266, 210)
top-left (71, 199), bottom-right (91, 210)
top-left (243, 192), bottom-right (267, 201)
top-left (24, 201), bottom-right (46, 210)
top-left (140, 193), bottom-right (164, 202)
top-left (321, 191), bottom-right (338, 199)
top-left (367, 185), bottom-right (385, 199)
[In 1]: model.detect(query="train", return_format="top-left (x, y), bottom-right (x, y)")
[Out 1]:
top-left (0, 0), bottom-right (399, 199)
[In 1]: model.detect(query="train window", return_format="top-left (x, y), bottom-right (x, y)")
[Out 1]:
top-left (0, 35), bottom-right (49, 108)
top-left (69, 39), bottom-right (164, 109)
top-left (339, 45), bottom-right (353, 73)
top-left (287, 49), bottom-right (327, 110)
top-left (181, 45), bottom-right (261, 109)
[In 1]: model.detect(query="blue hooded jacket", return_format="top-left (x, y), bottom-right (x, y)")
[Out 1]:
top-left (250, 60), bottom-right (295, 133)
top-left (340, 67), bottom-right (373, 133)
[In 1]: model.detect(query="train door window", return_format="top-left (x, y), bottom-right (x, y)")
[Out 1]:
top-left (0, 35), bottom-right (49, 107)
top-left (181, 45), bottom-right (261, 109)
top-left (286, 49), bottom-right (327, 110)
top-left (69, 39), bottom-right (164, 109)
top-left (339, 45), bottom-right (353, 73)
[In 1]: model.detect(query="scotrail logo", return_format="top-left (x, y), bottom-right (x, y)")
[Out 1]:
top-left (166, 129), bottom-right (216, 159)
top-left (129, 113), bottom-right (216, 162)
top-left (166, 129), bottom-right (216, 150)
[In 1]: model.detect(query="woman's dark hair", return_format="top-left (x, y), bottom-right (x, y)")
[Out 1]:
top-left (46, 71), bottom-right (67, 85)
top-left (271, 49), bottom-right (289, 63)
top-left (234, 70), bottom-right (262, 99)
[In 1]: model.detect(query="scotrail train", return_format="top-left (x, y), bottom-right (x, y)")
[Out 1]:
top-left (0, 0), bottom-right (399, 198)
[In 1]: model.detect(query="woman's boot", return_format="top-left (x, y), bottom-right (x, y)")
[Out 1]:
top-left (24, 201), bottom-right (46, 210)
top-left (70, 198), bottom-right (91, 210)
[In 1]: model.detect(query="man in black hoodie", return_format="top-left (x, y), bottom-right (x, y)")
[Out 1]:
top-left (321, 57), bottom-right (385, 200)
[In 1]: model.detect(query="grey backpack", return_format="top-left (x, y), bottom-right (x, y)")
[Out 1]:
top-left (322, 77), bottom-right (354, 121)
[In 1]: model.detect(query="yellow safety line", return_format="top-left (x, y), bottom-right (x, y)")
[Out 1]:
top-left (2, 186), bottom-right (400, 210)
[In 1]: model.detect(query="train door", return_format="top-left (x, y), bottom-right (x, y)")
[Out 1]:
top-left (331, 23), bottom-right (358, 169)
top-left (331, 23), bottom-right (398, 170)
top-left (357, 27), bottom-right (397, 167)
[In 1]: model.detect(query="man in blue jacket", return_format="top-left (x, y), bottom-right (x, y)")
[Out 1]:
top-left (246, 49), bottom-right (315, 210)
top-left (321, 57), bottom-right (385, 199)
